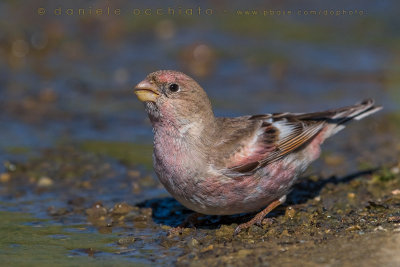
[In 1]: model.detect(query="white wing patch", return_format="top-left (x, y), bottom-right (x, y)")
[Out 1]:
top-left (273, 120), bottom-right (298, 141)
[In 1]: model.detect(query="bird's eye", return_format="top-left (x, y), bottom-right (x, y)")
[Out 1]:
top-left (168, 83), bottom-right (179, 92)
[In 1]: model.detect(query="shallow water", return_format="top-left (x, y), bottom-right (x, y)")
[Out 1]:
top-left (1, 0), bottom-right (400, 265)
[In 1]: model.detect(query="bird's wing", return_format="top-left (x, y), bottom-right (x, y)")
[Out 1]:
top-left (216, 98), bottom-right (381, 178)
top-left (216, 114), bottom-right (326, 178)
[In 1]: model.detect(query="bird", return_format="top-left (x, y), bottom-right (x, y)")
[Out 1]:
top-left (133, 70), bottom-right (382, 235)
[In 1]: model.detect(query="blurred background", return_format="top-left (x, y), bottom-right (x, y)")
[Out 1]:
top-left (0, 0), bottom-right (400, 264)
top-left (1, 0), bottom-right (399, 158)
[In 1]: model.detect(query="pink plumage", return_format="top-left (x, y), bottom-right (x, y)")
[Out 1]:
top-left (134, 70), bottom-right (382, 234)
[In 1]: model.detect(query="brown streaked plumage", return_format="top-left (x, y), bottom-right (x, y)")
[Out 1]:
top-left (134, 70), bottom-right (382, 235)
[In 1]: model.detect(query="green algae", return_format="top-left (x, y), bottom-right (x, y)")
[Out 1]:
top-left (0, 211), bottom-right (144, 267)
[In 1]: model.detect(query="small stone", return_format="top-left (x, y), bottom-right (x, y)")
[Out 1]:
top-left (0, 173), bottom-right (11, 183)
top-left (281, 229), bottom-right (290, 237)
top-left (374, 226), bottom-right (387, 232)
top-left (200, 244), bottom-right (214, 253)
top-left (267, 228), bottom-right (276, 236)
top-left (161, 225), bottom-right (171, 231)
top-left (261, 218), bottom-right (274, 226)
top-left (391, 166), bottom-right (400, 175)
top-left (181, 228), bottom-right (192, 236)
top-left (86, 203), bottom-right (108, 218)
top-left (285, 207), bottom-right (296, 219)
top-left (388, 216), bottom-right (400, 223)
top-left (117, 236), bottom-right (135, 246)
top-left (392, 189), bottom-right (400, 195)
top-left (140, 208), bottom-right (152, 217)
top-left (111, 202), bottom-right (135, 215)
top-left (347, 192), bottom-right (356, 199)
top-left (4, 161), bottom-right (16, 172)
top-left (190, 238), bottom-right (199, 247)
top-left (346, 225), bottom-right (361, 231)
top-left (37, 176), bottom-right (53, 187)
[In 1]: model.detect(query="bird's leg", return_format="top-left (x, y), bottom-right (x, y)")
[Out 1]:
top-left (167, 212), bottom-right (203, 236)
top-left (234, 195), bottom-right (286, 235)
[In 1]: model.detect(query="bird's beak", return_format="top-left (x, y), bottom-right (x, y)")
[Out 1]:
top-left (134, 80), bottom-right (160, 102)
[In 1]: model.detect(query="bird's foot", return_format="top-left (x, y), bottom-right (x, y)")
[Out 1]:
top-left (234, 196), bottom-right (286, 235)
top-left (167, 212), bottom-right (203, 236)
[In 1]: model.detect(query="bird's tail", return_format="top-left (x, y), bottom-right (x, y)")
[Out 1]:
top-left (297, 98), bottom-right (382, 138)
top-left (328, 98), bottom-right (382, 123)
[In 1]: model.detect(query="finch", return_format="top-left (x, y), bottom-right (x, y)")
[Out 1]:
top-left (134, 70), bottom-right (381, 234)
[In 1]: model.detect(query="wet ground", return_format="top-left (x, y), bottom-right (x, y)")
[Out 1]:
top-left (1, 124), bottom-right (400, 266)
top-left (1, 0), bottom-right (400, 266)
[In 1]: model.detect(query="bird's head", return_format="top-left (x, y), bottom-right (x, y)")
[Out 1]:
top-left (134, 70), bottom-right (214, 132)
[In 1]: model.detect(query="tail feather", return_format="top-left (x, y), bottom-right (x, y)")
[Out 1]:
top-left (331, 98), bottom-right (382, 123)
top-left (328, 99), bottom-right (381, 138)
top-left (297, 98), bottom-right (382, 139)
top-left (296, 98), bottom-right (382, 124)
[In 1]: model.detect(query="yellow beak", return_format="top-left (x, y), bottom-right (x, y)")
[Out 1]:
top-left (134, 80), bottom-right (160, 102)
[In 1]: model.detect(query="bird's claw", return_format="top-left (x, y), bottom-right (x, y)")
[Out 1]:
top-left (255, 219), bottom-right (264, 227)
top-left (234, 225), bottom-right (243, 236)
top-left (233, 220), bottom-right (262, 236)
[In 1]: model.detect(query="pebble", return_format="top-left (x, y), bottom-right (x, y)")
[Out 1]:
top-left (86, 203), bottom-right (108, 218)
top-left (4, 161), bottom-right (16, 171)
top-left (117, 236), bottom-right (135, 246)
top-left (111, 202), bottom-right (135, 215)
top-left (391, 166), bottom-right (399, 175)
top-left (0, 173), bottom-right (11, 183)
top-left (200, 244), bottom-right (214, 253)
top-left (388, 216), bottom-right (400, 223)
top-left (347, 192), bottom-right (356, 199)
top-left (373, 226), bottom-right (387, 232)
top-left (37, 176), bottom-right (53, 187)
top-left (190, 238), bottom-right (199, 247)
top-left (346, 225), bottom-right (361, 231)
top-left (281, 229), bottom-right (290, 237)
top-left (285, 207), bottom-right (296, 219)
top-left (161, 225), bottom-right (171, 231)
top-left (392, 189), bottom-right (400, 195)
